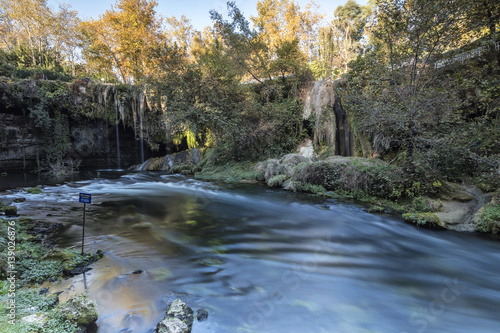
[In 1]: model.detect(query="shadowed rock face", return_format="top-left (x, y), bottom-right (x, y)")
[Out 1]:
top-left (0, 112), bottom-right (149, 170)
top-left (156, 299), bottom-right (194, 333)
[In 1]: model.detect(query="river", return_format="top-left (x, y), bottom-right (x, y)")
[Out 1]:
top-left (3, 171), bottom-right (500, 333)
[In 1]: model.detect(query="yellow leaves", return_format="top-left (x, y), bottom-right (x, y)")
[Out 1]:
top-left (80, 0), bottom-right (164, 83)
top-left (251, 0), bottom-right (321, 59)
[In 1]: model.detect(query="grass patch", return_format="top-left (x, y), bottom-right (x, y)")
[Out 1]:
top-left (195, 161), bottom-right (260, 183)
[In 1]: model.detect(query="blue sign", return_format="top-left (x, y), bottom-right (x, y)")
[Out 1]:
top-left (79, 193), bottom-right (92, 204)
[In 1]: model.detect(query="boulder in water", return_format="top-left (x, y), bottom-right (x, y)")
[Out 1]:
top-left (156, 299), bottom-right (194, 333)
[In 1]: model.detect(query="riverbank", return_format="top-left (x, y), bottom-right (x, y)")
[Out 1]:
top-left (190, 152), bottom-right (500, 234)
top-left (0, 212), bottom-right (102, 332)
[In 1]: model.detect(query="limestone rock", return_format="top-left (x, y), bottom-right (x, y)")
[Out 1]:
top-left (156, 299), bottom-right (194, 333)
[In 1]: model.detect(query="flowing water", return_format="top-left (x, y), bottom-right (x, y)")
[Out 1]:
top-left (3, 172), bottom-right (500, 333)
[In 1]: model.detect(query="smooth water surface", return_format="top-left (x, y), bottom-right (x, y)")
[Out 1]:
top-left (3, 172), bottom-right (500, 333)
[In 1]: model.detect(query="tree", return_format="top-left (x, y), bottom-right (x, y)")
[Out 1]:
top-left (466, 0), bottom-right (500, 69)
top-left (344, 0), bottom-right (471, 174)
top-left (311, 0), bottom-right (371, 79)
top-left (53, 4), bottom-right (81, 76)
top-left (251, 0), bottom-right (321, 60)
top-left (0, 0), bottom-right (54, 66)
top-left (210, 1), bottom-right (270, 82)
top-left (80, 0), bottom-right (164, 83)
top-left (164, 15), bottom-right (195, 57)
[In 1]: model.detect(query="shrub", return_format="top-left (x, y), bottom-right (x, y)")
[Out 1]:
top-left (412, 197), bottom-right (442, 212)
top-left (476, 193), bottom-right (500, 233)
top-left (267, 174), bottom-right (289, 188)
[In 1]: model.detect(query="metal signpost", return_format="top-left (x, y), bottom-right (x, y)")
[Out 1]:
top-left (79, 193), bottom-right (92, 255)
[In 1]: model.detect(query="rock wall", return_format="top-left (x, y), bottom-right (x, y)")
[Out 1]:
top-left (0, 78), bottom-right (163, 171)
top-left (0, 112), bottom-right (151, 171)
top-left (0, 113), bottom-right (37, 170)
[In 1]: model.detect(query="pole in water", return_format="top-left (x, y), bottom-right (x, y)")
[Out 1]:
top-left (82, 202), bottom-right (86, 255)
top-left (79, 193), bottom-right (92, 255)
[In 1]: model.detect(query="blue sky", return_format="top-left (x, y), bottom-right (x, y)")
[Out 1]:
top-left (47, 0), bottom-right (368, 31)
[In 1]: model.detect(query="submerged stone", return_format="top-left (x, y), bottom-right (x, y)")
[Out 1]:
top-left (156, 299), bottom-right (194, 333)
top-left (196, 308), bottom-right (209, 322)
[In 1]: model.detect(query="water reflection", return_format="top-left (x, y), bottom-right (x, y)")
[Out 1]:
top-left (3, 172), bottom-right (500, 333)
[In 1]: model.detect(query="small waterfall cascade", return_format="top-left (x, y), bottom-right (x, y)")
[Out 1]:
top-left (139, 92), bottom-right (145, 164)
top-left (302, 79), bottom-right (352, 157)
top-left (114, 96), bottom-right (121, 169)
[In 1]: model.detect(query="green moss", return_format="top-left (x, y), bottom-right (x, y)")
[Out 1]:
top-left (25, 187), bottom-right (43, 194)
top-left (1, 205), bottom-right (17, 216)
top-left (402, 212), bottom-right (443, 227)
top-left (195, 160), bottom-right (259, 183)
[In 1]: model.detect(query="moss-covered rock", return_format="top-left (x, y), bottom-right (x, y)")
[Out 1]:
top-left (1, 205), bottom-right (17, 216)
top-left (402, 212), bottom-right (445, 228)
top-left (25, 187), bottom-right (43, 194)
top-left (441, 183), bottom-right (474, 202)
top-left (130, 221), bottom-right (153, 230)
top-left (56, 294), bottom-right (98, 326)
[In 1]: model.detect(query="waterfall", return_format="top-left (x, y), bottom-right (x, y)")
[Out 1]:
top-left (139, 92), bottom-right (145, 164)
top-left (302, 80), bottom-right (352, 157)
top-left (115, 97), bottom-right (121, 169)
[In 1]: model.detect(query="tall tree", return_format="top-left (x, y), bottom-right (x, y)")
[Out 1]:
top-left (311, 0), bottom-right (371, 79)
top-left (210, 1), bottom-right (270, 82)
top-left (80, 0), bottom-right (164, 83)
top-left (53, 4), bottom-right (81, 76)
top-left (164, 15), bottom-right (195, 57)
top-left (345, 0), bottom-right (471, 172)
top-left (0, 0), bottom-right (54, 66)
top-left (251, 0), bottom-right (321, 60)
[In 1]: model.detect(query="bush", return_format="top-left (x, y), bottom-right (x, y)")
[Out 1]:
top-left (285, 181), bottom-right (326, 194)
top-left (267, 174), bottom-right (289, 188)
top-left (412, 197), bottom-right (442, 212)
top-left (476, 193), bottom-right (500, 233)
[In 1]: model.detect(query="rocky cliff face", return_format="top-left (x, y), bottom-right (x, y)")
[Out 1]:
top-left (0, 78), bottom-right (163, 171)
